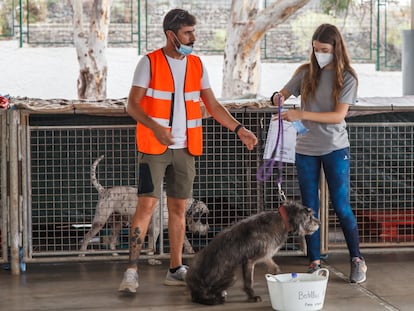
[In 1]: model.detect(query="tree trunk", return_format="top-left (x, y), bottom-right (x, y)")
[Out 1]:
top-left (70, 0), bottom-right (112, 100)
top-left (222, 0), bottom-right (310, 98)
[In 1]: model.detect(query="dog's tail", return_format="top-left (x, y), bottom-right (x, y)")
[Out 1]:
top-left (91, 155), bottom-right (105, 193)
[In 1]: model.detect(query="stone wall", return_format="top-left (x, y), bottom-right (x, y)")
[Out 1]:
top-left (15, 0), bottom-right (404, 67)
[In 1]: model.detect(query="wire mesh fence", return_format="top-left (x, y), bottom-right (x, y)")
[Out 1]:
top-left (327, 113), bottom-right (414, 248)
top-left (10, 109), bottom-right (410, 263)
top-left (27, 110), bottom-right (308, 258)
top-left (29, 116), bottom-right (137, 256)
top-left (349, 119), bottom-right (414, 246)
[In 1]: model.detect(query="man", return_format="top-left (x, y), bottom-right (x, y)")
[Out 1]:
top-left (118, 8), bottom-right (258, 293)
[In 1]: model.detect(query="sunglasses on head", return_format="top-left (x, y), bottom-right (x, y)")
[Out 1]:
top-left (167, 11), bottom-right (186, 30)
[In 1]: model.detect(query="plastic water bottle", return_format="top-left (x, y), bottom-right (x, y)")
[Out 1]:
top-left (1, 247), bottom-right (26, 272)
top-left (292, 120), bottom-right (309, 135)
top-left (19, 247), bottom-right (26, 272)
top-left (289, 272), bottom-right (298, 282)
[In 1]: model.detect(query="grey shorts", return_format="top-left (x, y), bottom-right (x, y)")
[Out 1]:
top-left (137, 149), bottom-right (195, 199)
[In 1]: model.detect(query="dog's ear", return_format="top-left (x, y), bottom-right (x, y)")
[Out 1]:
top-left (282, 202), bottom-right (299, 233)
top-left (284, 202), bottom-right (313, 234)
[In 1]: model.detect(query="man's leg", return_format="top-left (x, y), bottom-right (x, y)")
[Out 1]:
top-left (128, 196), bottom-right (158, 269)
top-left (118, 196), bottom-right (157, 293)
top-left (163, 196), bottom-right (188, 286)
top-left (166, 197), bottom-right (187, 269)
top-left (163, 149), bottom-right (195, 285)
top-left (118, 151), bottom-right (170, 292)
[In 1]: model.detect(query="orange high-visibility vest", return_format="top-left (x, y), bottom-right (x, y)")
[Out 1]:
top-left (136, 49), bottom-right (203, 156)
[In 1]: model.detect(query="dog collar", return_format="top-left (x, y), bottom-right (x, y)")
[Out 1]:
top-left (279, 205), bottom-right (291, 231)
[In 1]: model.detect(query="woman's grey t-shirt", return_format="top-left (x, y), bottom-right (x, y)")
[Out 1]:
top-left (284, 68), bottom-right (357, 156)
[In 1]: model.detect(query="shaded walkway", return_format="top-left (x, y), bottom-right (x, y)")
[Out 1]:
top-left (1, 251), bottom-right (413, 310)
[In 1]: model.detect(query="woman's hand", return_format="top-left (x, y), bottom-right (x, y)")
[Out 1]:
top-left (281, 109), bottom-right (303, 122)
top-left (271, 109), bottom-right (303, 122)
top-left (271, 92), bottom-right (285, 106)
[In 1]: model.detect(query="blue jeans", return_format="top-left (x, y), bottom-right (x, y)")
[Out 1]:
top-left (295, 148), bottom-right (361, 262)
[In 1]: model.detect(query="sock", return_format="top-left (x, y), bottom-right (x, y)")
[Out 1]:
top-left (169, 265), bottom-right (182, 273)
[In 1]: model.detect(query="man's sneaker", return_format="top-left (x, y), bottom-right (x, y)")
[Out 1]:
top-left (164, 265), bottom-right (188, 286)
top-left (118, 268), bottom-right (139, 293)
top-left (350, 257), bottom-right (367, 284)
top-left (308, 262), bottom-right (321, 273)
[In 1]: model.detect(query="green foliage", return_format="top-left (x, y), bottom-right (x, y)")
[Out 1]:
top-left (320, 0), bottom-right (352, 15)
top-left (0, 0), bottom-right (13, 36)
top-left (210, 29), bottom-right (226, 50)
top-left (290, 12), bottom-right (339, 56)
top-left (46, 0), bottom-right (61, 12)
top-left (111, 0), bottom-right (132, 23)
top-left (25, 0), bottom-right (47, 24)
top-left (386, 14), bottom-right (409, 47)
top-left (1, 0), bottom-right (49, 29)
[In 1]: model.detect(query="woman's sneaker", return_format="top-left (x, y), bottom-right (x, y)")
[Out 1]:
top-left (308, 262), bottom-right (321, 273)
top-left (350, 257), bottom-right (367, 283)
top-left (164, 265), bottom-right (188, 286)
top-left (118, 268), bottom-right (139, 293)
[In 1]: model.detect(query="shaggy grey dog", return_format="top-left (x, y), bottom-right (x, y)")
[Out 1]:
top-left (185, 201), bottom-right (319, 305)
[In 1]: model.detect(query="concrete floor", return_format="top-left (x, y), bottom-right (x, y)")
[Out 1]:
top-left (1, 251), bottom-right (413, 311)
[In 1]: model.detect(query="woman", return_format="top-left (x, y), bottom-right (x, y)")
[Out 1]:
top-left (271, 24), bottom-right (367, 283)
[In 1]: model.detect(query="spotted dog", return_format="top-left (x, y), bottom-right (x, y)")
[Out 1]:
top-left (79, 155), bottom-right (209, 257)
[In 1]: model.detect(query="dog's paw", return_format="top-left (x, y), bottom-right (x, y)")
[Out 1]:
top-left (247, 295), bottom-right (262, 303)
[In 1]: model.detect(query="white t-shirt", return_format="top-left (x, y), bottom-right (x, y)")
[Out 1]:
top-left (131, 54), bottom-right (211, 149)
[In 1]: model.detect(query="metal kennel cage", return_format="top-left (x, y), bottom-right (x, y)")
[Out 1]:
top-left (2, 100), bottom-right (414, 273)
top-left (25, 109), bottom-right (304, 260)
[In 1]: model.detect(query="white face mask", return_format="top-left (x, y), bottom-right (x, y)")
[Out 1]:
top-left (315, 52), bottom-right (333, 69)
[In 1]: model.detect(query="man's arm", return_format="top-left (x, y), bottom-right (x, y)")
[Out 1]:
top-left (127, 86), bottom-right (174, 146)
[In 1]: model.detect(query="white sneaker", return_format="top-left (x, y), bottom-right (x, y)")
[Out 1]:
top-left (118, 268), bottom-right (139, 293)
top-left (164, 265), bottom-right (188, 286)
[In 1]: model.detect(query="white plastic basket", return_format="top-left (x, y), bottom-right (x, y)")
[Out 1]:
top-left (265, 268), bottom-right (329, 311)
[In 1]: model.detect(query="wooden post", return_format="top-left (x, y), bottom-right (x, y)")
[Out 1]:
top-left (319, 169), bottom-right (329, 255)
top-left (8, 109), bottom-right (20, 275)
top-left (0, 112), bottom-right (7, 260)
top-left (412, 0), bottom-right (414, 30)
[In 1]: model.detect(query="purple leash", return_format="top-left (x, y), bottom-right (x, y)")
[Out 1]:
top-left (256, 95), bottom-right (287, 201)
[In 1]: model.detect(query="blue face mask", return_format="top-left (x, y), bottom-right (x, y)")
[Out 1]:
top-left (173, 33), bottom-right (193, 56)
top-left (177, 44), bottom-right (193, 56)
